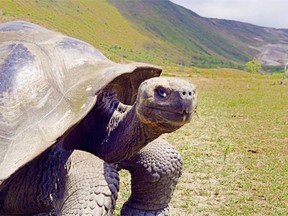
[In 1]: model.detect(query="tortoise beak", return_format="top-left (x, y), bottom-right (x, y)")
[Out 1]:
top-left (178, 89), bottom-right (195, 114)
top-left (169, 85), bottom-right (198, 126)
top-left (172, 86), bottom-right (197, 113)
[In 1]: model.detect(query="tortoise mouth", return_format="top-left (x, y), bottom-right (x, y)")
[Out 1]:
top-left (144, 105), bottom-right (192, 126)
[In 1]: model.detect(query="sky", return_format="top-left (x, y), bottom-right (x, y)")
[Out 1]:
top-left (170, 0), bottom-right (288, 29)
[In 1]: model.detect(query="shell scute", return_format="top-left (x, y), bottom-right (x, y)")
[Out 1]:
top-left (57, 37), bottom-right (108, 61)
top-left (0, 43), bottom-right (35, 93)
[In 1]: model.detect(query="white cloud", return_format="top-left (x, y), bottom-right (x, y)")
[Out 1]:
top-left (170, 0), bottom-right (288, 29)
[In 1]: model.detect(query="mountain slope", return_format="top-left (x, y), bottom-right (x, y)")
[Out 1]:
top-left (0, 0), bottom-right (158, 62)
top-left (109, 0), bottom-right (288, 68)
top-left (109, 0), bottom-right (250, 67)
top-left (1, 0), bottom-right (288, 69)
top-left (211, 19), bottom-right (288, 67)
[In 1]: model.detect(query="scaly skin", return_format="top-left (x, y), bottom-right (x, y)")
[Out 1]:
top-left (119, 138), bottom-right (182, 216)
top-left (61, 138), bottom-right (183, 216)
top-left (61, 150), bottom-right (119, 215)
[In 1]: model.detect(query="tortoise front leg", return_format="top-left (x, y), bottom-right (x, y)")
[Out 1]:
top-left (118, 138), bottom-right (183, 216)
top-left (61, 150), bottom-right (119, 216)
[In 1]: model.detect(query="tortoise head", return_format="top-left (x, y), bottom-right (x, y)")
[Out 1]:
top-left (135, 77), bottom-right (197, 133)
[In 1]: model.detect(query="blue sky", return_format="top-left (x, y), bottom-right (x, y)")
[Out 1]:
top-left (170, 0), bottom-right (288, 29)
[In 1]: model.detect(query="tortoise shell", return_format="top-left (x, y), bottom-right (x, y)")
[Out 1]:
top-left (0, 21), bottom-right (161, 181)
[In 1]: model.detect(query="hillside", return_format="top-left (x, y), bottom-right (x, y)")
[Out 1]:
top-left (0, 0), bottom-right (161, 63)
top-left (109, 0), bottom-right (250, 68)
top-left (109, 0), bottom-right (288, 69)
top-left (0, 0), bottom-right (288, 69)
top-left (211, 19), bottom-right (288, 67)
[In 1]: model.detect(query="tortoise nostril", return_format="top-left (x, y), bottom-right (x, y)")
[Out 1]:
top-left (182, 91), bottom-right (193, 97)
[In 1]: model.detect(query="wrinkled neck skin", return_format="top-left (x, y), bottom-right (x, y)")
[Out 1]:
top-left (63, 92), bottom-right (165, 163)
top-left (96, 105), bottom-right (161, 163)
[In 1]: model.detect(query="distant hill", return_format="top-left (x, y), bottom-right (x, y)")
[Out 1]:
top-left (109, 0), bottom-right (288, 69)
top-left (1, 0), bottom-right (288, 70)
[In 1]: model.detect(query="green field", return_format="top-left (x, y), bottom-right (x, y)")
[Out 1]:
top-left (117, 68), bottom-right (288, 215)
top-left (1, 1), bottom-right (287, 215)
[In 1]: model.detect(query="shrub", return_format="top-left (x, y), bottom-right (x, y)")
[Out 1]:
top-left (245, 58), bottom-right (262, 73)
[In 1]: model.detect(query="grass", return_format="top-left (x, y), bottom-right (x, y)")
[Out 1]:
top-left (115, 68), bottom-right (288, 215)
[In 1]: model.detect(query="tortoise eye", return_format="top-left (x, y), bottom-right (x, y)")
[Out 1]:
top-left (156, 87), bottom-right (168, 98)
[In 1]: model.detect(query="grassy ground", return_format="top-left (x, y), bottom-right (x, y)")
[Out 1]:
top-left (115, 68), bottom-right (288, 215)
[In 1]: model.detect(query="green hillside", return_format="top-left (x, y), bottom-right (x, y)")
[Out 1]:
top-left (0, 0), bottom-right (200, 66)
top-left (109, 0), bottom-right (288, 69)
top-left (0, 0), bottom-right (165, 64)
top-left (109, 0), bottom-right (249, 68)
top-left (1, 0), bottom-right (288, 69)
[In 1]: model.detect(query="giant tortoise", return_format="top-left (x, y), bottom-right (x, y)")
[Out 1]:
top-left (0, 21), bottom-right (197, 215)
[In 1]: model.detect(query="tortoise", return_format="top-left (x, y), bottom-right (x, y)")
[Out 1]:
top-left (0, 21), bottom-right (197, 215)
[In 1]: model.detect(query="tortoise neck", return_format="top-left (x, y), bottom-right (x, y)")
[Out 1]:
top-left (94, 104), bottom-right (163, 163)
top-left (63, 94), bottom-right (162, 163)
